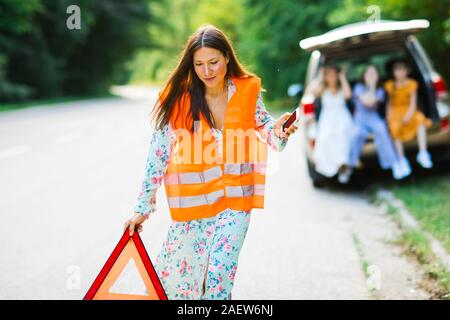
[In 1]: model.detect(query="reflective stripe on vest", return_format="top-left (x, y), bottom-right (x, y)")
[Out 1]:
top-left (165, 165), bottom-right (223, 185)
top-left (167, 184), bottom-right (264, 209)
top-left (226, 184), bottom-right (265, 197)
top-left (223, 163), bottom-right (266, 175)
top-left (165, 163), bottom-right (265, 186)
top-left (168, 189), bottom-right (224, 208)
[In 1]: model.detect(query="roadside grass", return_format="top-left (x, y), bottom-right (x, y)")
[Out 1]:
top-left (372, 184), bottom-right (450, 299)
top-left (388, 173), bottom-right (450, 254)
top-left (351, 233), bottom-right (379, 299)
top-left (393, 228), bottom-right (450, 299)
top-left (352, 233), bottom-right (370, 277)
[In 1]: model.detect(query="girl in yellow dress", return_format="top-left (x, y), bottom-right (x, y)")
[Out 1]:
top-left (384, 60), bottom-right (433, 176)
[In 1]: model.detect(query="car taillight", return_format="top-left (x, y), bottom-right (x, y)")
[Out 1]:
top-left (301, 93), bottom-right (316, 116)
top-left (440, 118), bottom-right (449, 131)
top-left (432, 75), bottom-right (448, 100)
top-left (303, 102), bottom-right (315, 115)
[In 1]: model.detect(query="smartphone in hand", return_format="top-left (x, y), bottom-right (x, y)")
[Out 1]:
top-left (282, 107), bottom-right (301, 132)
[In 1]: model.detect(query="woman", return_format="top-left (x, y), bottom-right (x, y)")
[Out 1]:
top-left (307, 64), bottom-right (354, 184)
top-left (123, 25), bottom-right (297, 300)
top-left (348, 65), bottom-right (404, 179)
top-left (384, 59), bottom-right (433, 175)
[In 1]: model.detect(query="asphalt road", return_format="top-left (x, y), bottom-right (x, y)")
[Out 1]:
top-left (0, 87), bottom-right (429, 299)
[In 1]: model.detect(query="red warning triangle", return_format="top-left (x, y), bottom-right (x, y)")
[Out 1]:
top-left (84, 228), bottom-right (168, 300)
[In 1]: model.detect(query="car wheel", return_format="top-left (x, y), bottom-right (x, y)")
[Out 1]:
top-left (306, 156), bottom-right (327, 188)
top-left (312, 179), bottom-right (325, 188)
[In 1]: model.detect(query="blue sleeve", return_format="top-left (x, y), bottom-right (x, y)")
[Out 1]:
top-left (352, 83), bottom-right (364, 103)
top-left (375, 88), bottom-right (385, 102)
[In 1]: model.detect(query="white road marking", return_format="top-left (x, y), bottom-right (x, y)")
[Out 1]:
top-left (0, 145), bottom-right (31, 160)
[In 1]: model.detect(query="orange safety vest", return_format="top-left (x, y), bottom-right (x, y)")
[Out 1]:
top-left (163, 75), bottom-right (268, 221)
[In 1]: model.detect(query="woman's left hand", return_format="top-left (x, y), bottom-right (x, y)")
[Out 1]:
top-left (274, 112), bottom-right (299, 139)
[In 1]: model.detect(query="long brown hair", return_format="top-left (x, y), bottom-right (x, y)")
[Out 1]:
top-left (152, 24), bottom-right (255, 132)
top-left (323, 63), bottom-right (342, 90)
top-left (361, 64), bottom-right (382, 89)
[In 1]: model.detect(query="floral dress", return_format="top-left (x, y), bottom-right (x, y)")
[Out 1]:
top-left (133, 77), bottom-right (288, 299)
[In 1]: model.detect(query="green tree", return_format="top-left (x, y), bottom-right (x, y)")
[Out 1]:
top-left (0, 0), bottom-right (151, 102)
top-left (127, 0), bottom-right (245, 85)
top-left (0, 0), bottom-right (42, 101)
top-left (237, 0), bottom-right (339, 101)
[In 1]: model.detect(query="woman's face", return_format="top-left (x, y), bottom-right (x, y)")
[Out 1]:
top-left (193, 47), bottom-right (229, 88)
top-left (364, 66), bottom-right (379, 85)
top-left (324, 67), bottom-right (338, 88)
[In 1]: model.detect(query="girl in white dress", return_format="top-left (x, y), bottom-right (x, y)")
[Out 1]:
top-left (308, 65), bottom-right (354, 183)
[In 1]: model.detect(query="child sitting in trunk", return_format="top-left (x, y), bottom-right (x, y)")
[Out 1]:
top-left (384, 60), bottom-right (433, 176)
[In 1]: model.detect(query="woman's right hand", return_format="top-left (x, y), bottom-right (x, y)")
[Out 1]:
top-left (123, 213), bottom-right (148, 236)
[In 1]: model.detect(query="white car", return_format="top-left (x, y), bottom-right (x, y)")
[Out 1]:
top-left (297, 19), bottom-right (450, 187)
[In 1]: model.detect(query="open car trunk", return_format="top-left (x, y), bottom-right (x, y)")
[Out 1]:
top-left (299, 20), bottom-right (430, 54)
top-left (300, 20), bottom-right (439, 121)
